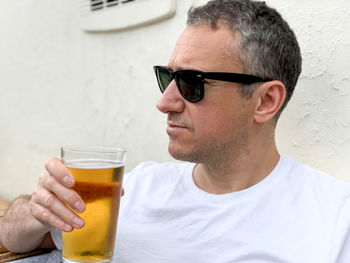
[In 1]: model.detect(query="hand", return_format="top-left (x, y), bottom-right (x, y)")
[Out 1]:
top-left (29, 158), bottom-right (86, 232)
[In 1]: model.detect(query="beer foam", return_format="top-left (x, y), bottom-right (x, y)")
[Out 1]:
top-left (64, 159), bottom-right (124, 169)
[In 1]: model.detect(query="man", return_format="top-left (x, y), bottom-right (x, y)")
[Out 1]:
top-left (1, 0), bottom-right (350, 262)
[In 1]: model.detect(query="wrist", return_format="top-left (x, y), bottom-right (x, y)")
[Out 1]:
top-left (0, 195), bottom-right (50, 252)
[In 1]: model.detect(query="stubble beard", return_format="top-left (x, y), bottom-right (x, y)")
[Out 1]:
top-left (168, 122), bottom-right (250, 170)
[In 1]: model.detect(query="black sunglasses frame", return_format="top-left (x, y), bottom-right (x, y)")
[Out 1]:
top-left (153, 65), bottom-right (272, 102)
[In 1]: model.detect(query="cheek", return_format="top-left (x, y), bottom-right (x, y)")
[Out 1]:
top-left (187, 90), bottom-right (252, 139)
top-left (192, 99), bottom-right (253, 140)
top-left (193, 109), bottom-right (236, 140)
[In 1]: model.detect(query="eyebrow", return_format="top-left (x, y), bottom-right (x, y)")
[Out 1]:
top-left (165, 65), bottom-right (207, 72)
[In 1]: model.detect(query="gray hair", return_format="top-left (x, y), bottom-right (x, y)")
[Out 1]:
top-left (187, 0), bottom-right (302, 121)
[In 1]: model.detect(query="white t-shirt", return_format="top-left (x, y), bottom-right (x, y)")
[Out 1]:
top-left (52, 155), bottom-right (350, 262)
top-left (115, 155), bottom-right (350, 263)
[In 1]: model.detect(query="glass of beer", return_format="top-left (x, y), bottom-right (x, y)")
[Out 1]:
top-left (61, 146), bottom-right (126, 263)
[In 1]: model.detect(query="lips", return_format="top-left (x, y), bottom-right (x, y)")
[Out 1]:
top-left (167, 122), bottom-right (187, 129)
top-left (166, 122), bottom-right (189, 134)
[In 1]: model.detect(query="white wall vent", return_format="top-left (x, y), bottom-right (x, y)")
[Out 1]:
top-left (80, 0), bottom-right (177, 32)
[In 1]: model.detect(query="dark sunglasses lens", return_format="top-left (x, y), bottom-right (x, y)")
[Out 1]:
top-left (157, 68), bottom-right (172, 92)
top-left (177, 72), bottom-right (202, 102)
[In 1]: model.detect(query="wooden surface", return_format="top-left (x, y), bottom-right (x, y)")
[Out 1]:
top-left (0, 247), bottom-right (53, 262)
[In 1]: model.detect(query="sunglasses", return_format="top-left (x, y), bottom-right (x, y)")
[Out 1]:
top-left (153, 65), bottom-right (272, 102)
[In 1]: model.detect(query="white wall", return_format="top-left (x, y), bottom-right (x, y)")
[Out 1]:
top-left (0, 0), bottom-right (349, 200)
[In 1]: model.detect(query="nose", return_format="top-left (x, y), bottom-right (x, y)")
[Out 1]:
top-left (156, 80), bottom-right (186, 114)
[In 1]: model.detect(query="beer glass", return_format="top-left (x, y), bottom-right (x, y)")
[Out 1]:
top-left (61, 146), bottom-right (126, 263)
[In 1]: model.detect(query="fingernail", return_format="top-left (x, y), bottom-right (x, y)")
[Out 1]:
top-left (74, 201), bottom-right (85, 212)
top-left (73, 217), bottom-right (84, 228)
top-left (63, 223), bottom-right (73, 232)
top-left (63, 176), bottom-right (74, 186)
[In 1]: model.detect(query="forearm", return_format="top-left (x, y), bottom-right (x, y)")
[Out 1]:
top-left (0, 195), bottom-right (53, 253)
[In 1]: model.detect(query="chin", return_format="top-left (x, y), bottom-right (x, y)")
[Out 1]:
top-left (168, 144), bottom-right (201, 163)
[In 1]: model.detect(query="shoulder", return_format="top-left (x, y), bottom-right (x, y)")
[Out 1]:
top-left (125, 161), bottom-right (193, 180)
top-left (285, 155), bottom-right (350, 192)
top-left (123, 161), bottom-right (194, 191)
top-left (120, 162), bottom-right (195, 211)
top-left (282, 155), bottom-right (350, 208)
top-left (126, 161), bottom-right (192, 175)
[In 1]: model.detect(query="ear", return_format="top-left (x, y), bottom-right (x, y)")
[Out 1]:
top-left (254, 81), bottom-right (286, 123)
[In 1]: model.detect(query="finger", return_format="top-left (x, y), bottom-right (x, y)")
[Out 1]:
top-left (45, 157), bottom-right (74, 188)
top-left (39, 173), bottom-right (85, 213)
top-left (31, 186), bottom-right (85, 229)
top-left (29, 200), bottom-right (73, 232)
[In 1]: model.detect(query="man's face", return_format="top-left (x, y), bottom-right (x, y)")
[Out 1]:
top-left (156, 24), bottom-right (256, 164)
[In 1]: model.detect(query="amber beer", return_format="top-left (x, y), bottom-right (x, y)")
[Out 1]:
top-left (61, 147), bottom-right (125, 263)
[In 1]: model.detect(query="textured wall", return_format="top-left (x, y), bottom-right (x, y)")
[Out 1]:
top-left (0, 0), bottom-right (349, 200)
top-left (271, 0), bottom-right (350, 180)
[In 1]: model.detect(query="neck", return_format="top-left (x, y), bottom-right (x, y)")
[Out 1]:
top-left (193, 130), bottom-right (280, 194)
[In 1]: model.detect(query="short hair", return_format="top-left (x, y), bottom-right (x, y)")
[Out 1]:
top-left (187, 0), bottom-right (302, 121)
